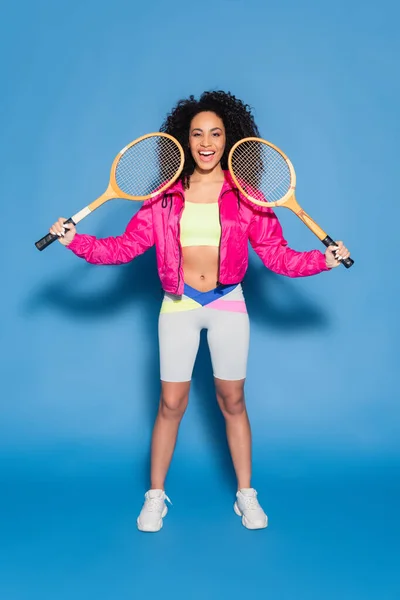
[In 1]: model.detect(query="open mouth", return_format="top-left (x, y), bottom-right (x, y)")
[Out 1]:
top-left (198, 151), bottom-right (216, 162)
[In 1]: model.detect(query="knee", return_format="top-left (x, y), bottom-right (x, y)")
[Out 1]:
top-left (217, 389), bottom-right (246, 417)
top-left (160, 391), bottom-right (188, 419)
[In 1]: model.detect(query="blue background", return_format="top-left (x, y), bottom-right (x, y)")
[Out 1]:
top-left (1, 0), bottom-right (399, 598)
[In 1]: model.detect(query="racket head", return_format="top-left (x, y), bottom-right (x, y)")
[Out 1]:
top-left (228, 137), bottom-right (296, 208)
top-left (108, 132), bottom-right (185, 201)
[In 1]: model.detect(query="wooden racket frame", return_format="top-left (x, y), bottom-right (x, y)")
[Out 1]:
top-left (35, 132), bottom-right (184, 251)
top-left (85, 131), bottom-right (184, 212)
top-left (228, 136), bottom-right (328, 242)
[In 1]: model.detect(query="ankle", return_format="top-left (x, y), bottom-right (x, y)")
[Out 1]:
top-left (150, 484), bottom-right (165, 491)
top-left (237, 483), bottom-right (252, 492)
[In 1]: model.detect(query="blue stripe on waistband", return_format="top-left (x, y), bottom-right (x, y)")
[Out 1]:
top-left (183, 283), bottom-right (238, 306)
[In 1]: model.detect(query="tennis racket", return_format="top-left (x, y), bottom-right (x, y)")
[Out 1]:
top-left (228, 137), bottom-right (354, 268)
top-left (35, 132), bottom-right (184, 251)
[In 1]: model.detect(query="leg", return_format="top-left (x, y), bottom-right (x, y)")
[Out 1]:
top-left (138, 377), bottom-right (193, 532)
top-left (151, 310), bottom-right (201, 489)
top-left (208, 309), bottom-right (268, 530)
top-left (214, 377), bottom-right (252, 490)
top-left (206, 303), bottom-right (251, 490)
top-left (150, 380), bottom-right (190, 489)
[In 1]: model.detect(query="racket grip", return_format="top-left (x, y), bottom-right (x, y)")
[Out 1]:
top-left (35, 218), bottom-right (75, 251)
top-left (322, 236), bottom-right (354, 269)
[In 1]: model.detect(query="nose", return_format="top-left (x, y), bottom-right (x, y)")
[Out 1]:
top-left (200, 135), bottom-right (212, 147)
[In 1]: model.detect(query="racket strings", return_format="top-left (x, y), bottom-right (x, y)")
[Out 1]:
top-left (231, 141), bottom-right (292, 203)
top-left (115, 137), bottom-right (182, 198)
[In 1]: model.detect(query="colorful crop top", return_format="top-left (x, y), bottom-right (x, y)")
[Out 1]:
top-left (180, 201), bottom-right (221, 247)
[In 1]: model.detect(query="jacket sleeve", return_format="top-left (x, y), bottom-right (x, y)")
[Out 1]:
top-left (248, 206), bottom-right (330, 277)
top-left (66, 203), bottom-right (155, 264)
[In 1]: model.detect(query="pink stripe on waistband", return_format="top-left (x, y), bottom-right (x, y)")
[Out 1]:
top-left (208, 299), bottom-right (247, 313)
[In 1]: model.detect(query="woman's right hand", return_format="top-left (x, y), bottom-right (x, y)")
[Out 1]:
top-left (49, 218), bottom-right (77, 246)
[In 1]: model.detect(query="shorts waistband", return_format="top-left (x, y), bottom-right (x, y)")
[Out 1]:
top-left (160, 283), bottom-right (245, 314)
top-left (182, 283), bottom-right (238, 306)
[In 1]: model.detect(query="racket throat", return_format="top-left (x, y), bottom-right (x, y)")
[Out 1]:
top-left (282, 194), bottom-right (302, 215)
top-left (285, 195), bottom-right (327, 242)
top-left (88, 183), bottom-right (116, 212)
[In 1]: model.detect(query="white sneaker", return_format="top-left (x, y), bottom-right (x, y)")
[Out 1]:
top-left (137, 489), bottom-right (172, 532)
top-left (234, 488), bottom-right (268, 530)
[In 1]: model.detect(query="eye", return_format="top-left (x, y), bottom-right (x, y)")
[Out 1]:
top-left (212, 132), bottom-right (221, 137)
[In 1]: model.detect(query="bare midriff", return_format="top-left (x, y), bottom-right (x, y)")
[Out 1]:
top-left (183, 246), bottom-right (219, 292)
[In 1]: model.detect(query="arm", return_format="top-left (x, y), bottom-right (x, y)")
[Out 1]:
top-left (66, 203), bottom-right (155, 265)
top-left (248, 206), bottom-right (330, 277)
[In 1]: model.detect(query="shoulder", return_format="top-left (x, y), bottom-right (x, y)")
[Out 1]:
top-left (142, 196), bottom-right (163, 208)
top-left (237, 191), bottom-right (276, 219)
top-left (142, 179), bottom-right (184, 208)
top-left (221, 171), bottom-right (274, 216)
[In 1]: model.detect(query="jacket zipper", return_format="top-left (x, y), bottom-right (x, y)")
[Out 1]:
top-left (216, 187), bottom-right (236, 286)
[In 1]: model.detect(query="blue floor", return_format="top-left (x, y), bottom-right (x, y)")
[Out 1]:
top-left (1, 450), bottom-right (399, 600)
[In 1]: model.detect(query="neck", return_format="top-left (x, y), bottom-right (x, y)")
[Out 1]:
top-left (190, 163), bottom-right (225, 184)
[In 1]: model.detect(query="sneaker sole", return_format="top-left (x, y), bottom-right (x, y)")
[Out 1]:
top-left (137, 506), bottom-right (168, 532)
top-left (234, 502), bottom-right (268, 530)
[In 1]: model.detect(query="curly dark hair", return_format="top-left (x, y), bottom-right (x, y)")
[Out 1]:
top-left (160, 90), bottom-right (260, 188)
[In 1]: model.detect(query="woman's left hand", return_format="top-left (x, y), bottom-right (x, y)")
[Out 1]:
top-left (325, 241), bottom-right (351, 269)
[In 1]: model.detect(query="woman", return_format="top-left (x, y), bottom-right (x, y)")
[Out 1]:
top-left (49, 91), bottom-right (350, 533)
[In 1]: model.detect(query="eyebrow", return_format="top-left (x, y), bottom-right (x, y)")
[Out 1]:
top-left (191, 127), bottom-right (223, 132)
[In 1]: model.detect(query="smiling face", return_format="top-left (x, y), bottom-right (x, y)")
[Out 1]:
top-left (189, 111), bottom-right (226, 173)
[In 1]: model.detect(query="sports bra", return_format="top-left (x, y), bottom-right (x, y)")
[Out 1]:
top-left (180, 201), bottom-right (221, 248)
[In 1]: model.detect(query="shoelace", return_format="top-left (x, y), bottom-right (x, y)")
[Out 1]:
top-left (145, 493), bottom-right (172, 512)
top-left (241, 495), bottom-right (260, 510)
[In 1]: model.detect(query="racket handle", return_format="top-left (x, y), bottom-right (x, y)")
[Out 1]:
top-left (322, 236), bottom-right (354, 269)
top-left (35, 218), bottom-right (75, 251)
